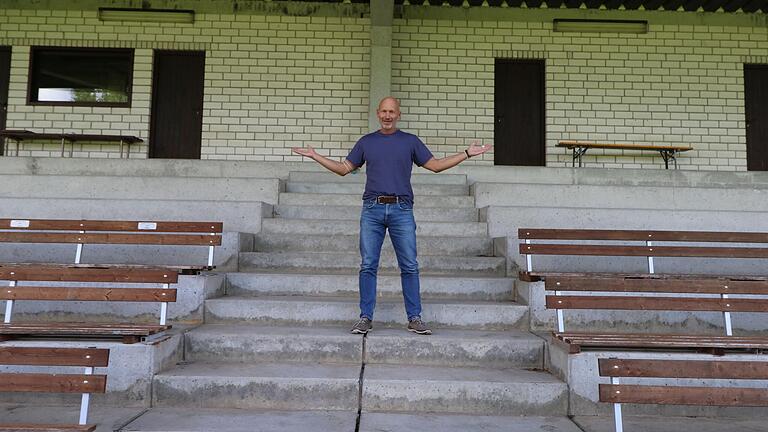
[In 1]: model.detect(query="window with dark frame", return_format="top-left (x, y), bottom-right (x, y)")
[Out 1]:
top-left (28, 47), bottom-right (134, 107)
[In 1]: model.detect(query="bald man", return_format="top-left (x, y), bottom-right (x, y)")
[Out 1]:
top-left (293, 97), bottom-right (492, 335)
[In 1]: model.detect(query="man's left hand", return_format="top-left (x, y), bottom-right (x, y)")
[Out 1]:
top-left (467, 141), bottom-right (493, 157)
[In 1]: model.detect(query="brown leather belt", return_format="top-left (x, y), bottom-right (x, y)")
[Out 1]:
top-left (376, 196), bottom-right (398, 204)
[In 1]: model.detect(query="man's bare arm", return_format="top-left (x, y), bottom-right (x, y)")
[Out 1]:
top-left (292, 146), bottom-right (357, 176)
top-left (422, 142), bottom-right (492, 173)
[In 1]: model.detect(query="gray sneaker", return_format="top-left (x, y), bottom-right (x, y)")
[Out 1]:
top-left (407, 318), bottom-right (432, 335)
top-left (351, 317), bottom-right (372, 334)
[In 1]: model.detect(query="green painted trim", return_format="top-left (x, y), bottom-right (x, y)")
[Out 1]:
top-left (396, 5), bottom-right (768, 26)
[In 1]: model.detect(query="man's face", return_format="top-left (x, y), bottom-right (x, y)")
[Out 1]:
top-left (377, 98), bottom-right (400, 134)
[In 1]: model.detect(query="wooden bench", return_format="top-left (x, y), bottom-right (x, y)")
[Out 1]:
top-left (0, 129), bottom-right (143, 158)
top-left (557, 140), bottom-right (693, 169)
top-left (0, 346), bottom-right (109, 431)
top-left (519, 228), bottom-right (768, 354)
top-left (0, 218), bottom-right (223, 274)
top-left (598, 357), bottom-right (768, 432)
top-left (1, 264), bottom-right (177, 344)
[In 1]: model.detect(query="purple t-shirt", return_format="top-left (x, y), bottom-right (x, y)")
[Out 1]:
top-left (346, 130), bottom-right (434, 205)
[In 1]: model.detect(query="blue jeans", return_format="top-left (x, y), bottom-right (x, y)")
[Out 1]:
top-left (359, 199), bottom-right (421, 321)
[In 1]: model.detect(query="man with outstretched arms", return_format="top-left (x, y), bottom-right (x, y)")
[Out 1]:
top-left (292, 96), bottom-right (492, 335)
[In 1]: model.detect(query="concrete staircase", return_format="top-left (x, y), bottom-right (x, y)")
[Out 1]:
top-left (145, 171), bottom-right (576, 431)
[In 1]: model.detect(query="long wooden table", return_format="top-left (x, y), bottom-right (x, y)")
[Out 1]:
top-left (557, 140), bottom-right (693, 169)
top-left (0, 129), bottom-right (143, 158)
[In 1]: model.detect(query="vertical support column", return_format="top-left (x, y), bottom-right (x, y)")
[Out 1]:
top-left (79, 366), bottom-right (94, 425)
top-left (368, 0), bottom-right (394, 131)
top-left (525, 239), bottom-right (532, 272)
top-left (160, 283), bottom-right (169, 326)
top-left (75, 230), bottom-right (85, 264)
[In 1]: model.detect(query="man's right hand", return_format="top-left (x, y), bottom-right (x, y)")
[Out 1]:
top-left (292, 146), bottom-right (318, 159)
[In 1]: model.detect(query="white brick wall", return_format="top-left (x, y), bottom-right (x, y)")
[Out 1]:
top-left (392, 18), bottom-right (768, 170)
top-left (0, 9), bottom-right (370, 161)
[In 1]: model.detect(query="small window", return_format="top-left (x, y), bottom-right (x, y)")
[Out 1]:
top-left (28, 47), bottom-right (134, 107)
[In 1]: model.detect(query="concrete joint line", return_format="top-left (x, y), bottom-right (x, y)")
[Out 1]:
top-left (116, 408), bottom-right (150, 431)
top-left (355, 334), bottom-right (368, 432)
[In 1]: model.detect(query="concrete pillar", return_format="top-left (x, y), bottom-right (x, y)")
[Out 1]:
top-left (368, 0), bottom-right (394, 131)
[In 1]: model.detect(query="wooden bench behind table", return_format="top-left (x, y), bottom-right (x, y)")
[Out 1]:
top-left (0, 219), bottom-right (223, 274)
top-left (598, 357), bottom-right (768, 432)
top-left (0, 346), bottom-right (110, 431)
top-left (518, 228), bottom-right (768, 354)
top-left (557, 140), bottom-right (693, 169)
top-left (0, 265), bottom-right (178, 344)
top-left (0, 129), bottom-right (143, 158)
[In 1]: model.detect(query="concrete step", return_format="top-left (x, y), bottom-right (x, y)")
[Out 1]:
top-left (260, 218), bottom-right (487, 237)
top-left (365, 328), bottom-right (544, 369)
top-left (185, 324), bottom-right (362, 364)
top-left (204, 295), bottom-right (528, 330)
top-left (122, 408), bottom-right (358, 432)
top-left (289, 170), bottom-right (468, 185)
top-left (279, 192), bottom-right (475, 208)
top-left (573, 415), bottom-right (768, 432)
top-left (285, 181), bottom-right (469, 196)
top-left (225, 273), bottom-right (515, 301)
top-left (253, 233), bottom-right (493, 256)
top-left (238, 251), bottom-right (505, 276)
top-left (152, 361), bottom-right (360, 410)
top-left (273, 204), bottom-right (479, 222)
top-left (360, 413), bottom-right (583, 432)
top-left (362, 364), bottom-right (568, 416)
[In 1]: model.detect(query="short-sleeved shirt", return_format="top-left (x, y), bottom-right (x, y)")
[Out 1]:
top-left (346, 130), bottom-right (434, 206)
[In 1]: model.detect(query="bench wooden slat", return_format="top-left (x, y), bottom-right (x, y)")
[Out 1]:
top-left (0, 219), bottom-right (222, 233)
top-left (599, 384), bottom-right (768, 406)
top-left (0, 322), bottom-right (170, 337)
top-left (0, 232), bottom-right (222, 246)
top-left (546, 295), bottom-right (768, 312)
top-left (599, 358), bottom-right (768, 379)
top-left (0, 347), bottom-right (109, 367)
top-left (0, 424), bottom-right (96, 432)
top-left (546, 277), bottom-right (768, 294)
top-left (521, 271), bottom-right (768, 283)
top-left (557, 141), bottom-right (693, 152)
top-left (554, 332), bottom-right (768, 353)
top-left (0, 286), bottom-right (177, 302)
top-left (519, 228), bottom-right (768, 243)
top-left (0, 373), bottom-right (106, 393)
top-left (520, 243), bottom-right (768, 258)
top-left (0, 265), bottom-right (178, 283)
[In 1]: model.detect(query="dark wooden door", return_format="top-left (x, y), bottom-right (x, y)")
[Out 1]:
top-left (0, 46), bottom-right (11, 155)
top-left (494, 59), bottom-right (545, 166)
top-left (745, 64), bottom-right (768, 171)
top-left (150, 50), bottom-right (205, 159)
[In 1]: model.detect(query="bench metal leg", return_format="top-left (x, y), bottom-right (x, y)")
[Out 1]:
top-left (658, 150), bottom-right (679, 169)
top-left (646, 241), bottom-right (655, 274)
top-left (4, 281), bottom-right (15, 323)
top-left (555, 290), bottom-right (565, 333)
top-left (722, 293), bottom-right (733, 336)
top-left (571, 147), bottom-right (588, 167)
top-left (79, 366), bottom-right (94, 425)
top-left (612, 377), bottom-right (624, 432)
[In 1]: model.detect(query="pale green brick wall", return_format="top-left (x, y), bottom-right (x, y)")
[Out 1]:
top-left (392, 12), bottom-right (768, 170)
top-left (0, 7), bottom-right (370, 161)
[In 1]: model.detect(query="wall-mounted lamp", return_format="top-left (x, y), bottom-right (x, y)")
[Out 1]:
top-left (98, 8), bottom-right (195, 24)
top-left (553, 19), bottom-right (648, 34)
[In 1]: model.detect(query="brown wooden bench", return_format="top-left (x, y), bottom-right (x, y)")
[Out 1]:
top-left (0, 219), bottom-right (223, 274)
top-left (0, 346), bottom-right (110, 431)
top-left (1, 264), bottom-right (177, 344)
top-left (557, 140), bottom-right (693, 169)
top-left (519, 228), bottom-right (768, 354)
top-left (598, 357), bottom-right (768, 432)
top-left (0, 129), bottom-right (143, 158)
